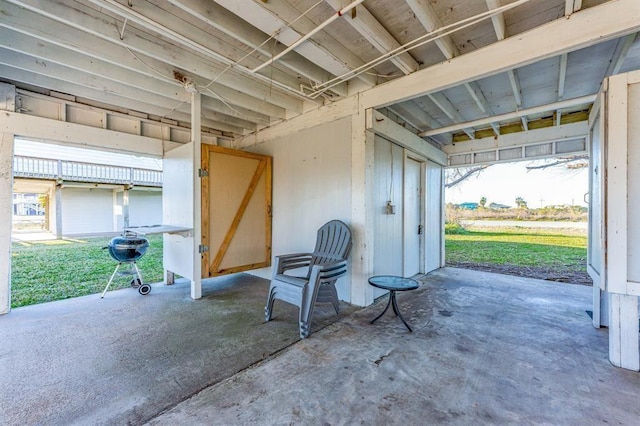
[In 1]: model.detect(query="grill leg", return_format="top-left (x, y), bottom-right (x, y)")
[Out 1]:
top-left (101, 263), bottom-right (121, 299)
top-left (132, 262), bottom-right (144, 285)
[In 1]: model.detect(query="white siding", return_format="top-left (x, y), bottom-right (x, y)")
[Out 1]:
top-left (61, 187), bottom-right (114, 235)
top-left (373, 135), bottom-right (404, 298)
top-left (425, 160), bottom-right (444, 272)
top-left (248, 117), bottom-right (353, 300)
top-left (124, 190), bottom-right (162, 228)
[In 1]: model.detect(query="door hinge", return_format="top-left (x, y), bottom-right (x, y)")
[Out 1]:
top-left (198, 169), bottom-right (209, 177)
top-left (198, 245), bottom-right (209, 253)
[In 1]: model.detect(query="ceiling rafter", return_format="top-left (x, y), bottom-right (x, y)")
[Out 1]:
top-left (164, 0), bottom-right (348, 97)
top-left (565, 0), bottom-right (583, 16)
top-left (212, 0), bottom-right (377, 89)
top-left (555, 2), bottom-right (583, 125)
top-left (83, 0), bottom-right (313, 103)
top-left (1, 0), bottom-right (299, 116)
top-left (0, 27), bottom-right (270, 125)
top-left (486, 0), bottom-right (526, 131)
top-left (323, 0), bottom-right (418, 75)
top-left (427, 93), bottom-right (475, 139)
top-left (407, 0), bottom-right (499, 136)
top-left (418, 95), bottom-right (595, 138)
top-left (0, 64), bottom-right (248, 135)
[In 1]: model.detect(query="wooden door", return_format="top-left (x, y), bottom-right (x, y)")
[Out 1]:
top-left (201, 145), bottom-right (272, 277)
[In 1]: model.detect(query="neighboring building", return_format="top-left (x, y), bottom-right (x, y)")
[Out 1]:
top-left (457, 202), bottom-right (478, 210)
top-left (489, 202), bottom-right (511, 209)
top-left (12, 141), bottom-right (162, 236)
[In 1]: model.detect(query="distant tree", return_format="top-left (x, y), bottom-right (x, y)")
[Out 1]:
top-left (525, 155), bottom-right (588, 171)
top-left (445, 165), bottom-right (490, 188)
top-left (515, 197), bottom-right (528, 209)
top-left (479, 196), bottom-right (487, 208)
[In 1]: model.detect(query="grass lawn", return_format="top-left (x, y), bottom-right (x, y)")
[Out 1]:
top-left (11, 234), bottom-right (164, 308)
top-left (445, 226), bottom-right (589, 282)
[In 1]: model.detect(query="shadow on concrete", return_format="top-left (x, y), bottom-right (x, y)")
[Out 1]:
top-left (0, 273), bottom-right (356, 425)
top-left (2, 268), bottom-right (640, 425)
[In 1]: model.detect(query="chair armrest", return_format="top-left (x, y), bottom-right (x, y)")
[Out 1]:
top-left (309, 259), bottom-right (348, 284)
top-left (273, 253), bottom-right (313, 275)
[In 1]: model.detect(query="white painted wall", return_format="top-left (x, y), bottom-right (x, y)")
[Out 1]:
top-left (61, 187), bottom-right (115, 235)
top-left (248, 117), bottom-right (353, 300)
top-left (372, 135), bottom-right (404, 298)
top-left (162, 142), bottom-right (195, 282)
top-left (425, 160), bottom-right (444, 272)
top-left (114, 189), bottom-right (163, 229)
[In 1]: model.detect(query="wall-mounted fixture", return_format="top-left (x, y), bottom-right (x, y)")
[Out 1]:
top-left (386, 200), bottom-right (396, 215)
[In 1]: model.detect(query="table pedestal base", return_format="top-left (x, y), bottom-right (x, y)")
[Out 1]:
top-left (370, 290), bottom-right (413, 332)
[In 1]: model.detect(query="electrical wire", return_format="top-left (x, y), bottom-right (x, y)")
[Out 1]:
top-left (308, 0), bottom-right (533, 98)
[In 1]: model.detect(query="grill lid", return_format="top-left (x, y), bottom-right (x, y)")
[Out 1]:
top-left (107, 235), bottom-right (149, 262)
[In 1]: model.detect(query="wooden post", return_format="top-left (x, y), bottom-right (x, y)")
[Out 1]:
top-left (0, 133), bottom-right (14, 315)
top-left (350, 111), bottom-right (375, 306)
top-left (191, 91), bottom-right (202, 300)
top-left (122, 186), bottom-right (130, 228)
top-left (55, 184), bottom-right (63, 239)
top-left (609, 293), bottom-right (640, 370)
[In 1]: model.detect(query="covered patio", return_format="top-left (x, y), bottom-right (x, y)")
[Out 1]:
top-left (1, 268), bottom-right (638, 424)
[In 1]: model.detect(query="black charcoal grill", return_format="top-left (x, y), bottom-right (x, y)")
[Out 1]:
top-left (101, 231), bottom-right (151, 297)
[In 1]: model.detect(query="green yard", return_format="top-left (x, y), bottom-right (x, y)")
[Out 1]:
top-left (445, 225), bottom-right (591, 284)
top-left (10, 224), bottom-right (591, 309)
top-left (10, 234), bottom-right (164, 308)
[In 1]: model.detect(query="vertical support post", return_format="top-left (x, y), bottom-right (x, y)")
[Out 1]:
top-left (0, 133), bottom-right (14, 315)
top-left (55, 184), bottom-right (63, 239)
top-left (191, 92), bottom-right (202, 300)
top-left (122, 186), bottom-right (130, 228)
top-left (350, 106), bottom-right (375, 306)
top-left (609, 293), bottom-right (640, 370)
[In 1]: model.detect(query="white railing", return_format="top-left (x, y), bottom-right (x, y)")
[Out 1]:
top-left (13, 156), bottom-right (162, 187)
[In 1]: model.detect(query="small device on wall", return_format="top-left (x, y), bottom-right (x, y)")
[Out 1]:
top-left (386, 200), bottom-right (396, 215)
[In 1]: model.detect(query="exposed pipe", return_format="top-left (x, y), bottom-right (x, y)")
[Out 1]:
top-left (418, 94), bottom-right (596, 137)
top-left (308, 0), bottom-right (533, 98)
top-left (251, 0), bottom-right (366, 73)
top-left (85, 0), bottom-right (312, 101)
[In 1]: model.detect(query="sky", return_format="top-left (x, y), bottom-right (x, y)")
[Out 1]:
top-left (445, 160), bottom-right (589, 208)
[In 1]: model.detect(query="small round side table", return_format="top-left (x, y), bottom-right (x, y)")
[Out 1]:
top-left (368, 275), bottom-right (419, 332)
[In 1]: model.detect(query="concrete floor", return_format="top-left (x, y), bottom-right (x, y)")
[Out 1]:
top-left (2, 268), bottom-right (639, 425)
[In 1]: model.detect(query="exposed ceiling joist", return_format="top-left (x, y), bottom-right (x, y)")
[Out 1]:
top-left (603, 33), bottom-right (638, 79)
top-left (407, 0), bottom-right (498, 132)
top-left (164, 0), bottom-right (348, 97)
top-left (2, 0), bottom-right (303, 115)
top-left (486, 0), bottom-right (525, 114)
top-left (405, 0), bottom-right (457, 60)
top-left (0, 29), bottom-right (271, 127)
top-left (84, 0), bottom-right (312, 102)
top-left (212, 0), bottom-right (377, 88)
top-left (427, 93), bottom-right (475, 139)
top-left (324, 0), bottom-right (418, 75)
top-left (565, 0), bottom-right (583, 16)
top-left (362, 0), bottom-right (640, 109)
top-left (0, 64), bottom-right (247, 135)
top-left (419, 95), bottom-right (595, 137)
